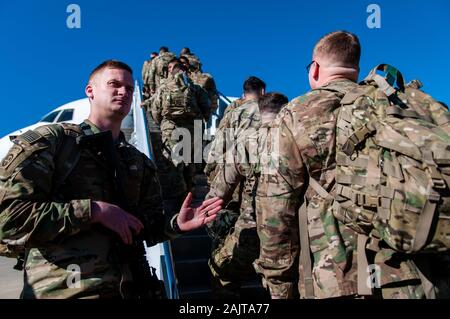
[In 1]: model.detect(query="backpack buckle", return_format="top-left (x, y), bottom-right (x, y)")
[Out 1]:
top-left (428, 192), bottom-right (441, 203)
top-left (431, 177), bottom-right (446, 189)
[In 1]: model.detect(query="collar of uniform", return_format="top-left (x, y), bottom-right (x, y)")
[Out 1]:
top-left (83, 119), bottom-right (102, 134)
top-left (322, 78), bottom-right (356, 87)
top-left (82, 119), bottom-right (127, 146)
top-left (240, 98), bottom-right (258, 108)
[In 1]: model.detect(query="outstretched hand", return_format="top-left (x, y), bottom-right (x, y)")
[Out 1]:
top-left (177, 193), bottom-right (223, 232)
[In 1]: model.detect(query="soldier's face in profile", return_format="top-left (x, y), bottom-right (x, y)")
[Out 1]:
top-left (87, 67), bottom-right (134, 119)
top-left (168, 62), bottom-right (177, 74)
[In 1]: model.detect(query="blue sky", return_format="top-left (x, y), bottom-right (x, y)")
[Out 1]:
top-left (0, 0), bottom-right (449, 136)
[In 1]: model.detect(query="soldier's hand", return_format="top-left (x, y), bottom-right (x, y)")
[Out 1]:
top-left (90, 201), bottom-right (144, 245)
top-left (176, 192), bottom-right (223, 232)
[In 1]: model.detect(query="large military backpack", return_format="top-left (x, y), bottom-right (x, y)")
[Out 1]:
top-left (310, 64), bottom-right (450, 258)
top-left (160, 74), bottom-right (201, 120)
top-left (155, 51), bottom-right (176, 79)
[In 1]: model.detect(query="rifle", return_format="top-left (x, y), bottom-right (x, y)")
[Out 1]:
top-left (77, 128), bottom-right (166, 299)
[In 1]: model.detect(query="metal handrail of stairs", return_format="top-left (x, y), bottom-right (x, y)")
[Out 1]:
top-left (128, 81), bottom-right (179, 299)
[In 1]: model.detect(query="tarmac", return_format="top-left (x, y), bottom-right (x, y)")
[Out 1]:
top-left (0, 257), bottom-right (22, 299)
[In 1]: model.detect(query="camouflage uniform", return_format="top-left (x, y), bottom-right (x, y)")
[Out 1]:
top-left (204, 98), bottom-right (247, 248)
top-left (142, 59), bottom-right (152, 100)
top-left (147, 51), bottom-right (176, 94)
top-left (204, 98), bottom-right (246, 182)
top-left (205, 100), bottom-right (262, 297)
top-left (151, 72), bottom-right (211, 194)
top-left (182, 53), bottom-right (201, 69)
top-left (189, 70), bottom-right (219, 113)
top-left (254, 79), bottom-right (450, 299)
top-left (0, 120), bottom-right (180, 299)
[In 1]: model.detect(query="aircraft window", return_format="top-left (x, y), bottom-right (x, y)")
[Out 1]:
top-left (40, 111), bottom-right (60, 123)
top-left (57, 109), bottom-right (74, 122)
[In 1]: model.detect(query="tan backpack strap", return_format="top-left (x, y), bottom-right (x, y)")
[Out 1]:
top-left (366, 64), bottom-right (405, 92)
top-left (298, 177), bottom-right (334, 299)
top-left (336, 153), bottom-right (368, 168)
top-left (299, 200), bottom-right (314, 299)
top-left (357, 234), bottom-right (373, 295)
top-left (308, 177), bottom-right (333, 200)
top-left (310, 177), bottom-right (374, 296)
top-left (412, 192), bottom-right (440, 252)
top-left (372, 74), bottom-right (396, 97)
top-left (386, 105), bottom-right (420, 119)
top-left (341, 121), bottom-right (377, 156)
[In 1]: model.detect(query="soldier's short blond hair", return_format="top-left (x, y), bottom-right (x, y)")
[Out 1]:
top-left (88, 60), bottom-right (133, 83)
top-left (313, 31), bottom-right (361, 68)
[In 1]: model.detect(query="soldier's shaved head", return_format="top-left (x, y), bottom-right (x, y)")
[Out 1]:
top-left (313, 31), bottom-right (360, 68)
top-left (309, 31), bottom-right (360, 89)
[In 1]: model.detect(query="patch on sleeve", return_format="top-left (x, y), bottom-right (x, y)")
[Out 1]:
top-left (0, 145), bottom-right (24, 170)
top-left (0, 131), bottom-right (50, 178)
top-left (17, 130), bottom-right (44, 145)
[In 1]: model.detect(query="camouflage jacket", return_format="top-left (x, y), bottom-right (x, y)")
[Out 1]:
top-left (184, 53), bottom-right (201, 67)
top-left (206, 100), bottom-right (261, 217)
top-left (0, 120), bottom-right (178, 299)
top-left (142, 59), bottom-right (151, 84)
top-left (189, 70), bottom-right (219, 111)
top-left (147, 51), bottom-right (176, 93)
top-left (204, 98), bottom-right (248, 182)
top-left (254, 79), bottom-right (442, 299)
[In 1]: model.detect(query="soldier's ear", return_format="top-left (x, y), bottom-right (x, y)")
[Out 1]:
top-left (313, 62), bottom-right (320, 81)
top-left (85, 83), bottom-right (94, 100)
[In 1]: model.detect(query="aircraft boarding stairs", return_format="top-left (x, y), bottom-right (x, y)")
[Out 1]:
top-left (127, 82), bottom-right (268, 299)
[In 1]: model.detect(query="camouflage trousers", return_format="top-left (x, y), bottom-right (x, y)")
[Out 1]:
top-left (160, 119), bottom-right (197, 193)
top-left (208, 204), bottom-right (260, 298)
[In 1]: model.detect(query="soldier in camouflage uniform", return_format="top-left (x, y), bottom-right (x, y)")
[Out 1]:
top-left (0, 60), bottom-right (222, 299)
top-left (151, 59), bottom-right (211, 195)
top-left (180, 47), bottom-right (201, 69)
top-left (204, 77), bottom-right (266, 252)
top-left (180, 55), bottom-right (219, 115)
top-left (205, 96), bottom-right (286, 298)
top-left (254, 31), bottom-right (450, 299)
top-left (141, 52), bottom-right (158, 100)
top-left (146, 47), bottom-right (176, 97)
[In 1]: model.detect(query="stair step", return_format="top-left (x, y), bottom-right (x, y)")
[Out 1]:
top-left (174, 258), bottom-right (211, 287)
top-left (172, 235), bottom-right (212, 261)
